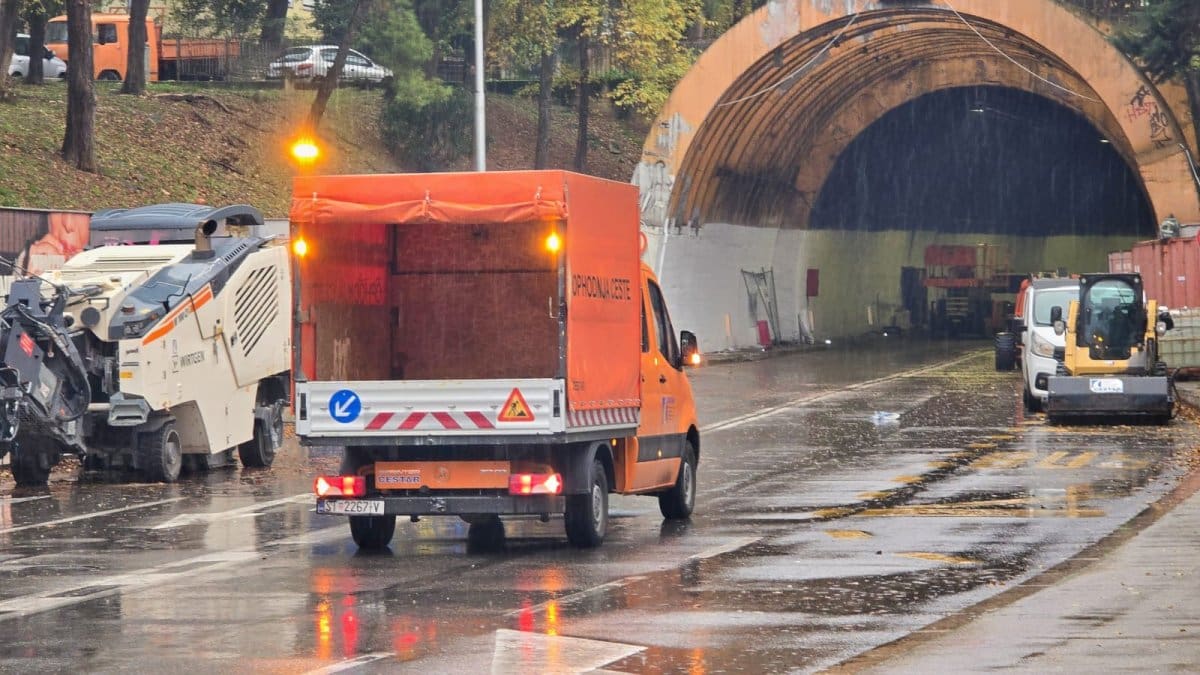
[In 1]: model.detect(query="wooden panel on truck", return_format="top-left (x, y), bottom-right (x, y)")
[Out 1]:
top-left (563, 174), bottom-right (641, 413)
top-left (391, 221), bottom-right (557, 380)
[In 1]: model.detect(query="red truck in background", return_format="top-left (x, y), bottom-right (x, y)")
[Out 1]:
top-left (47, 13), bottom-right (237, 81)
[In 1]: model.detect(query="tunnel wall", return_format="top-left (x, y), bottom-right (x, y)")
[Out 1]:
top-left (648, 226), bottom-right (1137, 349)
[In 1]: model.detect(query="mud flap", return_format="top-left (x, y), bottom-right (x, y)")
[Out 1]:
top-left (1046, 375), bottom-right (1173, 418)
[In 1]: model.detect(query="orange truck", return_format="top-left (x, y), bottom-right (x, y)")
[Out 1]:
top-left (46, 13), bottom-right (236, 81)
top-left (290, 170), bottom-right (702, 550)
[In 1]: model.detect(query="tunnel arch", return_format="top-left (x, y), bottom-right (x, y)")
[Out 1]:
top-left (635, 0), bottom-right (1200, 349)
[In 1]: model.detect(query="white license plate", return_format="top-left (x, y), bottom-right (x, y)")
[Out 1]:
top-left (1089, 378), bottom-right (1124, 394)
top-left (317, 499), bottom-right (384, 515)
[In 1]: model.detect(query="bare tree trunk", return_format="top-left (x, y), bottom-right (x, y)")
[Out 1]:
top-left (0, 0), bottom-right (19, 98)
top-left (25, 11), bottom-right (48, 85)
top-left (534, 48), bottom-right (555, 169)
top-left (62, 0), bottom-right (97, 173)
top-left (573, 33), bottom-right (589, 173)
top-left (260, 0), bottom-right (289, 49)
top-left (308, 0), bottom-right (369, 130)
top-left (121, 0), bottom-right (150, 95)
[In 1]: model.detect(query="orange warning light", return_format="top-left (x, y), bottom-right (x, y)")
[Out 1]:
top-left (689, 352), bottom-right (702, 366)
top-left (292, 237), bottom-right (309, 257)
top-left (291, 138), bottom-right (320, 163)
top-left (544, 232), bottom-right (561, 253)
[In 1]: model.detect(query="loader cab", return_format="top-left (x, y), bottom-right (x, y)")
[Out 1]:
top-left (1077, 274), bottom-right (1144, 361)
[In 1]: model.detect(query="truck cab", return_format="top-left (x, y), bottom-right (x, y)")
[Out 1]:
top-left (47, 14), bottom-right (160, 81)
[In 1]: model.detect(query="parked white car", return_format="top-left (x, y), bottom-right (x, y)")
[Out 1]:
top-left (8, 33), bottom-right (67, 79)
top-left (266, 45), bottom-right (392, 84)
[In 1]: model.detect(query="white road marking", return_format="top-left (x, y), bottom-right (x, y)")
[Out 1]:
top-left (302, 652), bottom-right (395, 674)
top-left (504, 577), bottom-right (648, 619)
top-left (0, 525), bottom-right (346, 621)
top-left (0, 497), bottom-right (186, 535)
top-left (0, 495), bottom-right (51, 505)
top-left (701, 352), bottom-right (982, 433)
top-left (686, 536), bottom-right (761, 560)
top-left (149, 494), bottom-right (314, 529)
top-left (491, 629), bottom-right (643, 675)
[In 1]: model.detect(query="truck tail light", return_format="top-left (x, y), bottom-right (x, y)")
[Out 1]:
top-left (508, 473), bottom-right (562, 496)
top-left (314, 475), bottom-right (366, 497)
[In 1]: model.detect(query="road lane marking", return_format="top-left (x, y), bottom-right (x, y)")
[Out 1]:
top-left (896, 551), bottom-right (979, 565)
top-left (701, 352), bottom-right (983, 432)
top-left (505, 577), bottom-right (647, 619)
top-left (0, 525), bottom-right (346, 621)
top-left (825, 529), bottom-right (872, 539)
top-left (302, 652), bottom-right (395, 674)
top-left (149, 494), bottom-right (314, 529)
top-left (491, 629), bottom-right (643, 675)
top-left (0, 497), bottom-right (186, 535)
top-left (0, 495), bottom-right (51, 505)
top-left (686, 536), bottom-right (761, 560)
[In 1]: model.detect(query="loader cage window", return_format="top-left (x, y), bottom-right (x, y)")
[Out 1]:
top-left (299, 220), bottom-right (560, 381)
top-left (1079, 279), bottom-right (1141, 361)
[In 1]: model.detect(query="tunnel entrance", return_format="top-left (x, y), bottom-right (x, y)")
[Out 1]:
top-left (810, 86), bottom-right (1155, 237)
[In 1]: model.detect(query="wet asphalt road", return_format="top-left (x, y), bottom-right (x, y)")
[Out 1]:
top-left (1, 339), bottom-right (1197, 674)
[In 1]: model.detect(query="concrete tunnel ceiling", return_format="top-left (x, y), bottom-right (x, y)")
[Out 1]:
top-left (649, 2), bottom-right (1199, 234)
top-left (635, 0), bottom-right (1200, 348)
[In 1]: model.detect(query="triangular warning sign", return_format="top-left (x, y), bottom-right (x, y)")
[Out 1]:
top-left (498, 388), bottom-right (535, 422)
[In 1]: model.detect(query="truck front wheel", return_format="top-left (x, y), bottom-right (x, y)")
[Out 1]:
top-left (349, 514), bottom-right (396, 549)
top-left (658, 442), bottom-right (697, 519)
top-left (565, 458), bottom-right (608, 548)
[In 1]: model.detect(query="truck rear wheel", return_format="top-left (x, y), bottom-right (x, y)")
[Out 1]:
top-left (658, 443), bottom-right (697, 519)
top-left (565, 458), bottom-right (608, 548)
top-left (140, 422), bottom-right (183, 483)
top-left (350, 515), bottom-right (396, 549)
top-left (10, 438), bottom-right (60, 487)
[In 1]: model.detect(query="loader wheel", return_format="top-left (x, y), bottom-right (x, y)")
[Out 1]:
top-left (140, 422), bottom-right (183, 483)
top-left (238, 402), bottom-right (283, 469)
top-left (658, 442), bottom-right (697, 520)
top-left (565, 458), bottom-right (608, 548)
top-left (349, 514), bottom-right (396, 550)
top-left (10, 438), bottom-right (60, 487)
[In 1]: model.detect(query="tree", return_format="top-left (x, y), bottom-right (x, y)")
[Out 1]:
top-left (609, 0), bottom-right (703, 116)
top-left (1113, 0), bottom-right (1200, 169)
top-left (308, 0), bottom-right (369, 130)
top-left (23, 1), bottom-right (63, 85)
top-left (62, 0), bottom-right (96, 172)
top-left (0, 0), bottom-right (20, 99)
top-left (259, 0), bottom-right (288, 48)
top-left (489, 0), bottom-right (558, 167)
top-left (120, 0), bottom-right (150, 94)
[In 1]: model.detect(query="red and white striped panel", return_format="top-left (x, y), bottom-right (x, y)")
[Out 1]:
top-left (363, 410), bottom-right (495, 431)
top-left (567, 407), bottom-right (640, 428)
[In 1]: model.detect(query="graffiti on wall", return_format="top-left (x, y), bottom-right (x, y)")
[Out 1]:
top-left (0, 210), bottom-right (91, 277)
top-left (1126, 85), bottom-right (1174, 149)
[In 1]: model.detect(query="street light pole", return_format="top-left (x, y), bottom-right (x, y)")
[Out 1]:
top-left (474, 0), bottom-right (486, 171)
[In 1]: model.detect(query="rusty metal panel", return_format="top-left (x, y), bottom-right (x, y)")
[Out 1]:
top-left (1107, 250), bottom-right (1132, 273)
top-left (1131, 236), bottom-right (1200, 308)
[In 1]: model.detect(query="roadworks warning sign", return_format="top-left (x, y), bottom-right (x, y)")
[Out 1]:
top-left (498, 388), bottom-right (534, 422)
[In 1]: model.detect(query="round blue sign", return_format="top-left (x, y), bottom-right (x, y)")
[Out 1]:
top-left (329, 389), bottom-right (361, 424)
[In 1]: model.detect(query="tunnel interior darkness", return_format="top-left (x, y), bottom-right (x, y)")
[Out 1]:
top-left (809, 85), bottom-right (1155, 237)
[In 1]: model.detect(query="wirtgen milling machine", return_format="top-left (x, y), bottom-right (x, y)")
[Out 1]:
top-left (1045, 273), bottom-right (1174, 424)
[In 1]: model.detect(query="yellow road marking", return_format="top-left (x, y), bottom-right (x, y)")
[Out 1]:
top-left (896, 551), bottom-right (979, 565)
top-left (966, 442), bottom-right (997, 449)
top-left (825, 529), bottom-right (872, 539)
top-left (891, 475), bottom-right (923, 484)
top-left (857, 491), bottom-right (892, 500)
top-left (971, 451), bottom-right (1033, 470)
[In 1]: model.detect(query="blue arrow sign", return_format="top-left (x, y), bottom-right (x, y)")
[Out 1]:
top-left (329, 389), bottom-right (361, 424)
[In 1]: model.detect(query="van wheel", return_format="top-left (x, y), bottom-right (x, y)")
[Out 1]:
top-left (565, 458), bottom-right (608, 548)
top-left (1023, 385), bottom-right (1041, 413)
top-left (238, 402), bottom-right (283, 468)
top-left (140, 422), bottom-right (183, 483)
top-left (349, 514), bottom-right (395, 549)
top-left (658, 443), bottom-right (697, 519)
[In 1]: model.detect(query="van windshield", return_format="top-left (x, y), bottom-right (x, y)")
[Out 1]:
top-left (1032, 288), bottom-right (1078, 325)
top-left (46, 22), bottom-right (68, 44)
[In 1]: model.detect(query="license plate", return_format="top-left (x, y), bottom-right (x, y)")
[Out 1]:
top-left (1089, 378), bottom-right (1124, 394)
top-left (316, 499), bottom-right (384, 515)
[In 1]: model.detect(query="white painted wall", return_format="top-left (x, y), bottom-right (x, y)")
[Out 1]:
top-left (644, 222), bottom-right (1138, 351)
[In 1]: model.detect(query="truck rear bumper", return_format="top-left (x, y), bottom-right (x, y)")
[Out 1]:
top-left (1046, 376), bottom-right (1173, 418)
top-left (318, 494), bottom-right (565, 517)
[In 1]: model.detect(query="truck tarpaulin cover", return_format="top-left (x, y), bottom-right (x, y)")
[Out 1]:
top-left (291, 171), bottom-right (641, 413)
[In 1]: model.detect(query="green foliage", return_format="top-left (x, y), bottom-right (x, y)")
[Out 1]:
top-left (609, 0), bottom-right (703, 114)
top-left (357, 0), bottom-right (430, 70)
top-left (1111, 0), bottom-right (1200, 83)
top-left (172, 0), bottom-right (266, 37)
top-left (379, 81), bottom-right (472, 170)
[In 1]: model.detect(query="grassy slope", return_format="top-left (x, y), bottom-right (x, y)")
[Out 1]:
top-left (0, 82), bottom-right (645, 217)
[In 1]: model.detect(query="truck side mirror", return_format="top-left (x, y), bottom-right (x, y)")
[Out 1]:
top-left (680, 330), bottom-right (700, 367)
top-left (1050, 306), bottom-right (1065, 336)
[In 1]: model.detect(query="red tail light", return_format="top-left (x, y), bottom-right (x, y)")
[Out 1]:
top-left (314, 475), bottom-right (366, 497)
top-left (508, 473), bottom-right (563, 496)
top-left (296, 63), bottom-right (313, 74)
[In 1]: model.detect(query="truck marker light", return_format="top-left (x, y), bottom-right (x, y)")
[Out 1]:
top-left (292, 237), bottom-right (309, 257)
top-left (689, 352), bottom-right (702, 366)
top-left (544, 232), bottom-right (561, 253)
top-left (509, 473), bottom-right (562, 495)
top-left (314, 475), bottom-right (366, 497)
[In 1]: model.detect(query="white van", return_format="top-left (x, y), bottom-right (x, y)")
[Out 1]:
top-left (9, 34), bottom-right (67, 79)
top-left (1015, 278), bottom-right (1079, 412)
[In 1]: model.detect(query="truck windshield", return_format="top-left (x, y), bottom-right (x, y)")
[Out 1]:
top-left (46, 22), bottom-right (67, 43)
top-left (1032, 288), bottom-right (1078, 325)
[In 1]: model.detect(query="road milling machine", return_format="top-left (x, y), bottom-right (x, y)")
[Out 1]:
top-left (1045, 273), bottom-right (1174, 424)
top-left (0, 204), bottom-right (291, 486)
